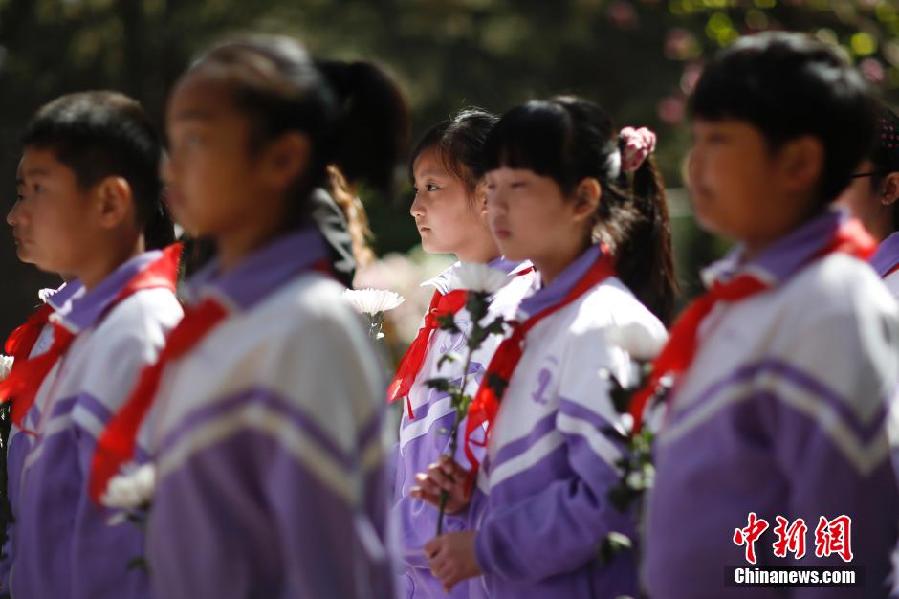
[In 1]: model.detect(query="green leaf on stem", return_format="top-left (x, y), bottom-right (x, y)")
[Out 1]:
top-left (437, 314), bottom-right (461, 334)
top-left (425, 377), bottom-right (452, 392)
top-left (485, 316), bottom-right (508, 336)
top-left (437, 353), bottom-right (460, 369)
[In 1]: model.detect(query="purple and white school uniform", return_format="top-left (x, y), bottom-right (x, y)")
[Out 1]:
top-left (871, 232), bottom-right (899, 300)
top-left (470, 245), bottom-right (667, 599)
top-left (26, 281), bottom-right (85, 358)
top-left (0, 280), bottom-right (83, 588)
top-left (144, 229), bottom-right (394, 599)
top-left (8, 253), bottom-right (182, 599)
top-left (392, 258), bottom-right (534, 599)
top-left (646, 210), bottom-right (899, 599)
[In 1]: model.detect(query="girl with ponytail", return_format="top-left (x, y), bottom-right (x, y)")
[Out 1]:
top-left (89, 34), bottom-right (407, 598)
top-left (417, 96), bottom-right (672, 598)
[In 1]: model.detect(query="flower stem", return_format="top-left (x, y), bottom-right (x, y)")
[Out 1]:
top-left (436, 334), bottom-right (476, 536)
top-left (436, 428), bottom-right (457, 535)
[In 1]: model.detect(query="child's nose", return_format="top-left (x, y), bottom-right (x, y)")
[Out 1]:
top-left (410, 194), bottom-right (425, 218)
top-left (7, 200), bottom-right (21, 226)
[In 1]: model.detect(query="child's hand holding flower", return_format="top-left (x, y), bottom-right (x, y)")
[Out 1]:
top-left (410, 455), bottom-right (471, 514)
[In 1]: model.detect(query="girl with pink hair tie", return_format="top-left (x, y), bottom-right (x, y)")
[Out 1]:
top-left (415, 96), bottom-right (675, 598)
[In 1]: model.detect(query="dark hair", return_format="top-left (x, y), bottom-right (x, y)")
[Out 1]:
top-left (187, 36), bottom-right (408, 281)
top-left (483, 97), bottom-right (677, 323)
top-left (21, 91), bottom-right (174, 250)
top-left (689, 32), bottom-right (876, 204)
top-left (409, 108), bottom-right (499, 193)
top-left (189, 35), bottom-right (407, 213)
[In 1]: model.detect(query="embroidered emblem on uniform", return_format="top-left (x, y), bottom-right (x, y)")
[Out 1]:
top-left (532, 357), bottom-right (559, 405)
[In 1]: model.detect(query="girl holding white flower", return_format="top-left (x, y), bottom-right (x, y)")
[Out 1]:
top-left (89, 35), bottom-right (408, 598)
top-left (389, 108), bottom-right (537, 598)
top-left (420, 97), bottom-right (675, 598)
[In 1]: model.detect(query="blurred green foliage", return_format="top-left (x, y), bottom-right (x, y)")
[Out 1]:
top-left (0, 0), bottom-right (896, 334)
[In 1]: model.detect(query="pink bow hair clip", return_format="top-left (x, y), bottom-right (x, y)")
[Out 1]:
top-left (620, 126), bottom-right (657, 173)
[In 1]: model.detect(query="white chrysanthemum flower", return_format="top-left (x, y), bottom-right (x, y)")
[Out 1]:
top-left (101, 463), bottom-right (156, 510)
top-left (449, 262), bottom-right (509, 294)
top-left (37, 288), bottom-right (58, 303)
top-left (605, 321), bottom-right (668, 361)
top-left (0, 355), bottom-right (13, 382)
top-left (342, 288), bottom-right (405, 316)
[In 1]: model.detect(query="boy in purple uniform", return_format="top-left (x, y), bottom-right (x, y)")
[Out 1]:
top-left (644, 32), bottom-right (899, 599)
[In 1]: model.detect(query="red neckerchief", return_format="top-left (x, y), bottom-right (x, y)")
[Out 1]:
top-left (628, 218), bottom-right (876, 433)
top-left (0, 244), bottom-right (182, 430)
top-left (90, 253), bottom-right (335, 503)
top-left (4, 303), bottom-right (53, 364)
top-left (464, 252), bottom-right (617, 480)
top-left (386, 289), bottom-right (469, 419)
top-left (89, 296), bottom-right (228, 502)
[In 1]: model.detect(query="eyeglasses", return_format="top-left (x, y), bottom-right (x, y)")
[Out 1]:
top-left (851, 171), bottom-right (883, 178)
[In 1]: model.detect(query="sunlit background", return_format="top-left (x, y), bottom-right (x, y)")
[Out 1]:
top-left (1, 0), bottom-right (897, 346)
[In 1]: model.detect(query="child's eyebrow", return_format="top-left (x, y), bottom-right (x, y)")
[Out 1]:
top-left (172, 108), bottom-right (214, 122)
top-left (21, 167), bottom-right (50, 178)
top-left (415, 169), bottom-right (447, 179)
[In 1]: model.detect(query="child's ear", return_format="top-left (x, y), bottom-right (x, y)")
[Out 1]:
top-left (779, 136), bottom-right (823, 194)
top-left (263, 132), bottom-right (311, 190)
top-left (572, 177), bottom-right (602, 223)
top-left (95, 176), bottom-right (133, 229)
top-left (881, 172), bottom-right (899, 206)
top-left (474, 180), bottom-right (489, 217)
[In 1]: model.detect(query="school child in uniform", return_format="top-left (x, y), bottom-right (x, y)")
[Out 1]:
top-left (839, 106), bottom-right (899, 298)
top-left (89, 35), bottom-right (408, 598)
top-left (387, 108), bottom-right (536, 598)
top-left (638, 32), bottom-right (899, 599)
top-left (1, 183), bottom-right (82, 593)
top-left (0, 91), bottom-right (183, 599)
top-left (0, 155), bottom-right (175, 592)
top-left (421, 96), bottom-right (675, 598)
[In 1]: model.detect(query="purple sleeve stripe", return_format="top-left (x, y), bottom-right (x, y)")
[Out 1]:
top-left (489, 411), bottom-right (558, 472)
top-left (401, 388), bottom-right (450, 427)
top-left (487, 443), bottom-right (572, 498)
top-left (558, 398), bottom-right (618, 433)
top-left (161, 387), bottom-right (359, 470)
top-left (50, 392), bottom-right (112, 425)
top-left (744, 390), bottom-right (890, 476)
top-left (673, 359), bottom-right (888, 443)
top-left (50, 396), bottom-right (79, 418)
top-left (401, 363), bottom-right (482, 429)
top-left (74, 392), bottom-right (114, 426)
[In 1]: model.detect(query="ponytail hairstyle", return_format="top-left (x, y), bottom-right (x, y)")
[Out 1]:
top-left (185, 36), bottom-right (409, 279)
top-left (143, 198), bottom-right (176, 250)
top-left (483, 96), bottom-right (677, 323)
top-left (408, 108), bottom-right (500, 198)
